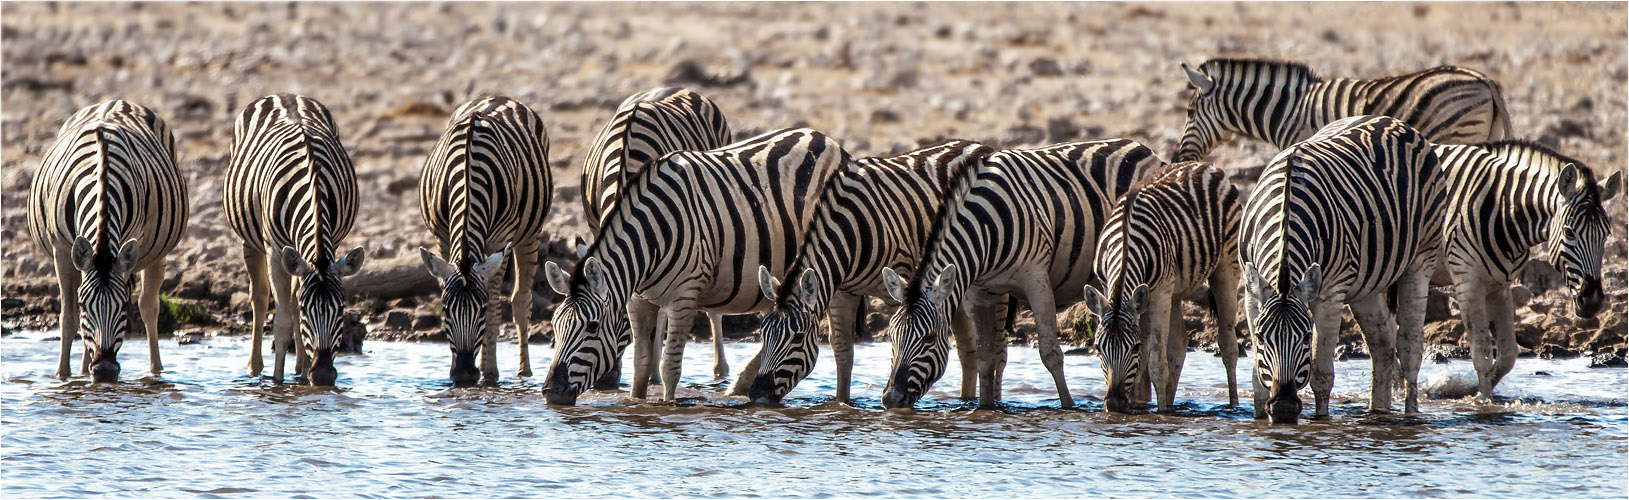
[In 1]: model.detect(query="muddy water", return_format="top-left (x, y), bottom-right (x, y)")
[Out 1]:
top-left (2, 330), bottom-right (1624, 498)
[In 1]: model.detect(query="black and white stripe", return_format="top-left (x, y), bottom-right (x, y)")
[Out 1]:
top-left (1239, 115), bottom-right (1447, 424)
top-left (1433, 140), bottom-right (1621, 398)
top-left (27, 100), bottom-right (188, 382)
top-left (417, 96), bottom-right (552, 386)
top-left (1176, 58), bottom-right (1512, 162)
top-left (225, 94), bottom-right (362, 386)
top-left (543, 128), bottom-right (848, 405)
top-left (1084, 161), bottom-right (1243, 413)
top-left (880, 139), bottom-right (1162, 409)
top-left (575, 88), bottom-right (735, 389)
top-left (743, 140), bottom-right (1001, 404)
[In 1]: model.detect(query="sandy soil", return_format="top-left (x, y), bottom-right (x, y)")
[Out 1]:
top-left (1, 2), bottom-right (1624, 359)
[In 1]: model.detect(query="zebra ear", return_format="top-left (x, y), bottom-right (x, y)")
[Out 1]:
top-left (1557, 164), bottom-right (1581, 199)
top-left (796, 269), bottom-right (821, 304)
top-left (1182, 62), bottom-right (1215, 94)
top-left (332, 246), bottom-right (365, 277)
top-left (574, 236), bottom-right (590, 259)
top-left (71, 236), bottom-right (95, 272)
top-left (880, 267), bottom-right (908, 304)
top-left (113, 239), bottom-right (142, 275)
top-left (582, 257), bottom-right (610, 298)
top-left (1242, 262), bottom-right (1269, 316)
top-left (928, 264), bottom-right (958, 303)
top-left (1083, 285), bottom-right (1108, 316)
top-left (1600, 170), bottom-right (1621, 202)
top-left (1130, 283), bottom-right (1150, 313)
top-left (758, 265), bottom-right (780, 302)
top-left (279, 246), bottom-right (315, 277)
top-left (419, 247), bottom-right (456, 281)
top-left (1297, 264), bottom-right (1323, 305)
top-left (472, 243), bottom-right (510, 278)
top-left (544, 260), bottom-right (571, 296)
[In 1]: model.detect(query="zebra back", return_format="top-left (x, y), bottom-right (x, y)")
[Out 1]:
top-left (581, 87), bottom-right (731, 233)
top-left (225, 93), bottom-right (357, 266)
top-left (419, 96), bottom-right (552, 268)
top-left (28, 100), bottom-right (187, 272)
top-left (1094, 161), bottom-right (1242, 305)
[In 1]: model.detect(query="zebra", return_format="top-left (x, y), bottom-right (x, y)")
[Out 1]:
top-left (574, 87), bottom-right (734, 390)
top-left (1083, 161), bottom-right (1243, 413)
top-left (879, 139), bottom-right (1162, 409)
top-left (742, 140), bottom-right (1003, 404)
top-left (27, 100), bottom-right (188, 382)
top-left (1432, 140), bottom-right (1621, 399)
top-left (1240, 115), bottom-right (1447, 424)
top-left (224, 94), bottom-right (363, 386)
top-left (417, 96), bottom-right (552, 387)
top-left (1175, 58), bottom-right (1512, 163)
top-left (542, 128), bottom-right (848, 405)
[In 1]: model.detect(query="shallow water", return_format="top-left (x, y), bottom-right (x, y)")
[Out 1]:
top-left (2, 330), bottom-right (1625, 498)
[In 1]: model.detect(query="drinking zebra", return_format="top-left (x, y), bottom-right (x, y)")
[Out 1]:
top-left (542, 128), bottom-right (848, 405)
top-left (573, 87), bottom-right (734, 391)
top-left (742, 140), bottom-right (1002, 404)
top-left (225, 94), bottom-right (363, 386)
top-left (27, 100), bottom-right (188, 382)
top-left (1240, 115), bottom-right (1446, 424)
top-left (880, 139), bottom-right (1162, 409)
top-left (1433, 140), bottom-right (1621, 399)
top-left (418, 96), bottom-right (552, 386)
top-left (1084, 161), bottom-right (1243, 413)
top-left (1175, 58), bottom-right (1512, 163)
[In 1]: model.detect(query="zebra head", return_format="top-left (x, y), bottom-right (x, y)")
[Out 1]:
top-left (541, 256), bottom-right (620, 405)
top-left (880, 265), bottom-right (957, 409)
top-left (1083, 282), bottom-right (1149, 414)
top-left (1548, 165), bottom-right (1620, 319)
top-left (71, 236), bottom-right (139, 382)
top-left (420, 244), bottom-right (508, 387)
top-left (749, 266), bottom-right (824, 405)
top-left (1174, 62), bottom-right (1234, 162)
top-left (1242, 262), bottom-right (1321, 425)
top-left (276, 245), bottom-right (364, 387)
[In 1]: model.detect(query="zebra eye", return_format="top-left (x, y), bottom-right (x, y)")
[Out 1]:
top-left (585, 321), bottom-right (600, 334)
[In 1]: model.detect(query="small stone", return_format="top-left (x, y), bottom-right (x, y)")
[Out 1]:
top-left (1514, 322), bottom-right (1544, 349)
top-left (1064, 347), bottom-right (1092, 356)
top-left (1028, 57), bottom-right (1063, 77)
top-left (413, 313), bottom-right (441, 331)
top-left (1588, 353), bottom-right (1626, 368)
top-left (177, 332), bottom-right (205, 345)
top-left (1, 297), bottom-right (24, 309)
top-left (384, 310), bottom-right (413, 330)
top-left (1533, 371), bottom-right (1553, 376)
top-left (1537, 344), bottom-right (1580, 360)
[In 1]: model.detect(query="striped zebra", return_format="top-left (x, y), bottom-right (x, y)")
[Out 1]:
top-left (417, 96), bottom-right (552, 387)
top-left (1084, 161), bottom-right (1243, 413)
top-left (880, 139), bottom-right (1162, 409)
top-left (1240, 115), bottom-right (1446, 424)
top-left (225, 94), bottom-right (362, 386)
top-left (1175, 58), bottom-right (1512, 163)
top-left (742, 140), bottom-right (1004, 404)
top-left (542, 128), bottom-right (848, 405)
top-left (575, 87), bottom-right (734, 389)
top-left (27, 100), bottom-right (188, 382)
top-left (1432, 140), bottom-right (1620, 398)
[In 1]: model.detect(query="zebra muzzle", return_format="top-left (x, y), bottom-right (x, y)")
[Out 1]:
top-left (449, 351), bottom-right (480, 387)
top-left (90, 356), bottom-right (120, 383)
top-left (1266, 388), bottom-right (1302, 425)
top-left (307, 350), bottom-right (337, 387)
top-left (542, 364), bottom-right (583, 405)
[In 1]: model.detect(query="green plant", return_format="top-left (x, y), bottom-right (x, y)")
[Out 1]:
top-left (159, 293), bottom-right (216, 328)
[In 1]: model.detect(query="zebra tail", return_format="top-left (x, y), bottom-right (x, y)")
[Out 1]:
top-left (1488, 79), bottom-right (1515, 141)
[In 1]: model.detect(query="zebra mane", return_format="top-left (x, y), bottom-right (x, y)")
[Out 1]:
top-left (1474, 139), bottom-right (1598, 184)
top-left (568, 145), bottom-right (689, 289)
top-left (1200, 57), bottom-right (1319, 82)
top-left (902, 145), bottom-right (986, 303)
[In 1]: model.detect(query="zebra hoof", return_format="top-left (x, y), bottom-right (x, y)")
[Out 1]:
top-left (517, 369), bottom-right (533, 378)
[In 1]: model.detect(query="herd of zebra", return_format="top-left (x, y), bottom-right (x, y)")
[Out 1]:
top-left (26, 58), bottom-right (1619, 424)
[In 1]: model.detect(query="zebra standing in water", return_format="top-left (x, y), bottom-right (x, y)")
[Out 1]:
top-left (1432, 140), bottom-right (1620, 399)
top-left (225, 94), bottom-right (363, 386)
top-left (1175, 58), bottom-right (1512, 162)
top-left (880, 139), bottom-right (1162, 409)
top-left (1241, 115), bottom-right (1446, 424)
top-left (572, 87), bottom-right (733, 391)
top-left (1084, 161), bottom-right (1243, 413)
top-left (542, 128), bottom-right (848, 405)
top-left (743, 140), bottom-right (1006, 404)
top-left (27, 100), bottom-right (188, 382)
top-left (418, 96), bottom-right (552, 386)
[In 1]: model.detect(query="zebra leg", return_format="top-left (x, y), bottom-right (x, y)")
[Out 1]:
top-left (1145, 291), bottom-right (1176, 411)
top-left (1456, 278), bottom-right (1496, 400)
top-left (1165, 296), bottom-right (1189, 411)
top-left (51, 242), bottom-right (81, 379)
top-left (1133, 309), bottom-right (1156, 406)
top-left (967, 296), bottom-right (1002, 409)
top-left (1487, 286), bottom-right (1518, 396)
top-left (950, 302), bottom-right (979, 400)
top-left (1309, 300), bottom-right (1344, 418)
top-left (139, 262), bottom-right (165, 376)
top-left (626, 297), bottom-right (661, 399)
top-left (1349, 294), bottom-right (1397, 413)
top-left (660, 300), bottom-right (700, 401)
top-left (269, 258), bottom-right (296, 385)
top-left (725, 346), bottom-right (760, 397)
top-left (1022, 277), bottom-right (1074, 409)
top-left (511, 244), bottom-right (539, 378)
top-left (244, 245), bottom-right (270, 377)
top-left (1394, 266), bottom-right (1432, 415)
top-left (828, 292), bottom-right (863, 404)
top-left (480, 287), bottom-right (502, 387)
top-left (1210, 267), bottom-right (1242, 406)
top-left (709, 312), bottom-right (729, 379)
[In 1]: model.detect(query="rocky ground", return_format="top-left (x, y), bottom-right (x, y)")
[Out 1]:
top-left (2, 3), bottom-right (1624, 366)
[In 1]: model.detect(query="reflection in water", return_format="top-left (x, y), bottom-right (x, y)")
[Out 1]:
top-left (2, 331), bottom-right (1624, 498)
